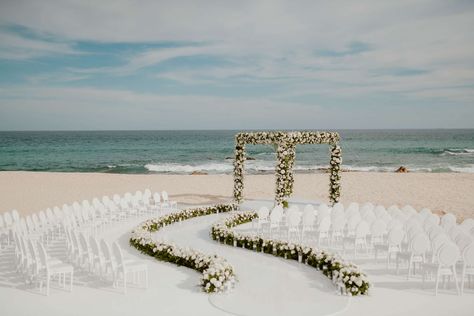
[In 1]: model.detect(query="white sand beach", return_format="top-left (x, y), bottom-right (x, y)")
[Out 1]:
top-left (1, 171), bottom-right (473, 220)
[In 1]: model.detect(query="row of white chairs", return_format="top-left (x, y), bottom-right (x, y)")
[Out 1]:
top-left (0, 188), bottom-right (170, 295)
top-left (253, 201), bottom-right (474, 295)
top-left (0, 190), bottom-right (178, 247)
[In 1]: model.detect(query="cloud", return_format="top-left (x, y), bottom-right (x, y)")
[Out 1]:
top-left (0, 28), bottom-right (78, 59)
top-left (0, 86), bottom-right (472, 130)
top-left (72, 44), bottom-right (228, 75)
top-left (0, 0), bottom-right (473, 129)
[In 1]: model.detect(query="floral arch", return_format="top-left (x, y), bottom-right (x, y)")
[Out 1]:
top-left (232, 131), bottom-right (342, 206)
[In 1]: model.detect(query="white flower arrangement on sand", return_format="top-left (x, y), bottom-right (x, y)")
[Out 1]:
top-left (232, 131), bottom-right (342, 207)
top-left (130, 203), bottom-right (237, 293)
top-left (210, 211), bottom-right (370, 296)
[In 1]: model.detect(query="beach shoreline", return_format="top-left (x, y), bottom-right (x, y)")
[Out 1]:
top-left (1, 171), bottom-right (473, 221)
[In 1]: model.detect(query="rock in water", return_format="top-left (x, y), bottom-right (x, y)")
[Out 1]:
top-left (191, 171), bottom-right (208, 175)
top-left (395, 166), bottom-right (409, 173)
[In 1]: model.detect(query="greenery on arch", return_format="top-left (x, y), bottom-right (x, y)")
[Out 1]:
top-left (232, 131), bottom-right (342, 206)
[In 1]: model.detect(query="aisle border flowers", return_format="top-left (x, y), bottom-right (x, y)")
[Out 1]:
top-left (211, 211), bottom-right (370, 296)
top-left (130, 203), bottom-right (237, 293)
top-left (233, 131), bottom-right (342, 207)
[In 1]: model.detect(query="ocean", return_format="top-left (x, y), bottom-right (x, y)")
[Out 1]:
top-left (0, 130), bottom-right (473, 174)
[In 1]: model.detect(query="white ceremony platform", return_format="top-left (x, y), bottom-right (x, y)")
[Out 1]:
top-left (1, 198), bottom-right (473, 316)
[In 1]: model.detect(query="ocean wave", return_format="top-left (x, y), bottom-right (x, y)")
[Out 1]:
top-left (441, 149), bottom-right (474, 156)
top-left (448, 165), bottom-right (474, 173)
top-left (147, 162), bottom-right (474, 174)
top-left (145, 163), bottom-right (233, 173)
top-left (143, 162), bottom-right (437, 173)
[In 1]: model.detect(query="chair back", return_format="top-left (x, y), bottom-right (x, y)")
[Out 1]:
top-left (135, 191), bottom-right (143, 200)
top-left (318, 204), bottom-right (330, 220)
top-left (347, 214), bottom-right (361, 231)
top-left (303, 204), bottom-right (314, 214)
top-left (288, 212), bottom-right (300, 227)
top-left (437, 243), bottom-right (460, 266)
top-left (53, 206), bottom-right (62, 219)
top-left (102, 196), bottom-right (111, 205)
top-left (345, 202), bottom-right (359, 217)
top-left (12, 209), bottom-right (20, 223)
top-left (89, 236), bottom-right (101, 258)
top-left (461, 218), bottom-right (474, 231)
top-left (153, 192), bottom-right (161, 203)
top-left (38, 211), bottom-right (47, 224)
top-left (331, 215), bottom-right (346, 231)
top-left (78, 232), bottom-right (89, 252)
top-left (363, 212), bottom-right (376, 225)
top-left (162, 191), bottom-right (169, 201)
top-left (270, 207), bottom-right (282, 223)
top-left (428, 225), bottom-right (444, 240)
top-left (463, 243), bottom-right (474, 266)
top-left (112, 242), bottom-right (125, 269)
top-left (441, 213), bottom-right (457, 229)
top-left (4, 211), bottom-right (13, 226)
top-left (410, 233), bottom-right (430, 254)
top-left (371, 219), bottom-right (387, 237)
top-left (26, 216), bottom-right (36, 233)
top-left (373, 205), bottom-right (386, 217)
top-left (355, 221), bottom-right (370, 238)
top-left (419, 208), bottom-right (432, 219)
top-left (71, 231), bottom-right (81, 254)
top-left (455, 234), bottom-right (472, 252)
top-left (302, 209), bottom-right (315, 226)
top-left (101, 239), bottom-right (115, 269)
top-left (360, 203), bottom-right (374, 217)
top-left (401, 205), bottom-right (417, 215)
top-left (257, 207), bottom-right (269, 219)
top-left (120, 200), bottom-right (129, 210)
top-left (36, 242), bottom-right (49, 271)
top-left (387, 227), bottom-right (404, 245)
top-left (431, 234), bottom-right (450, 255)
top-left (332, 203), bottom-right (344, 214)
top-left (113, 194), bottom-right (121, 205)
top-left (123, 192), bottom-right (131, 202)
top-left (318, 216), bottom-right (331, 232)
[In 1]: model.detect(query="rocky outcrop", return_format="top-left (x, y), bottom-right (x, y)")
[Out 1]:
top-left (395, 166), bottom-right (409, 173)
top-left (191, 171), bottom-right (208, 175)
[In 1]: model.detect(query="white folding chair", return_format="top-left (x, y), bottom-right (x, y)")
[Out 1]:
top-left (422, 242), bottom-right (460, 295)
top-left (112, 242), bottom-right (148, 294)
top-left (37, 242), bottom-right (74, 296)
top-left (397, 233), bottom-right (430, 279)
top-left (461, 243), bottom-right (474, 295)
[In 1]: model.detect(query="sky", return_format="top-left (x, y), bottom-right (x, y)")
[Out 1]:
top-left (0, 0), bottom-right (473, 130)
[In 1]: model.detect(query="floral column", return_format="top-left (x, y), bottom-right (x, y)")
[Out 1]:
top-left (329, 144), bottom-right (342, 205)
top-left (275, 142), bottom-right (295, 207)
top-left (233, 141), bottom-right (245, 203)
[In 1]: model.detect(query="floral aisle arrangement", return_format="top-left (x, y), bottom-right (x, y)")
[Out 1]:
top-left (232, 131), bottom-right (342, 207)
top-left (211, 211), bottom-right (370, 296)
top-left (130, 203), bottom-right (237, 293)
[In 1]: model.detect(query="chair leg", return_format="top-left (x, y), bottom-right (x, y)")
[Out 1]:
top-left (452, 266), bottom-right (460, 295)
top-left (407, 257), bottom-right (413, 280)
top-left (461, 268), bottom-right (465, 295)
top-left (435, 269), bottom-right (440, 296)
top-left (70, 271), bottom-right (73, 292)
top-left (46, 274), bottom-right (50, 296)
top-left (123, 271), bottom-right (127, 294)
top-left (396, 255), bottom-right (400, 275)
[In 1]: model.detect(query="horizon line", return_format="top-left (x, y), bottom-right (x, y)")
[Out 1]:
top-left (1, 128), bottom-right (474, 132)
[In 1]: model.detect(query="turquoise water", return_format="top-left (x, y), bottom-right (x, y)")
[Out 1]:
top-left (0, 130), bottom-right (473, 174)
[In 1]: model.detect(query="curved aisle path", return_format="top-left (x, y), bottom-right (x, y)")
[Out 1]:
top-left (152, 212), bottom-right (350, 316)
